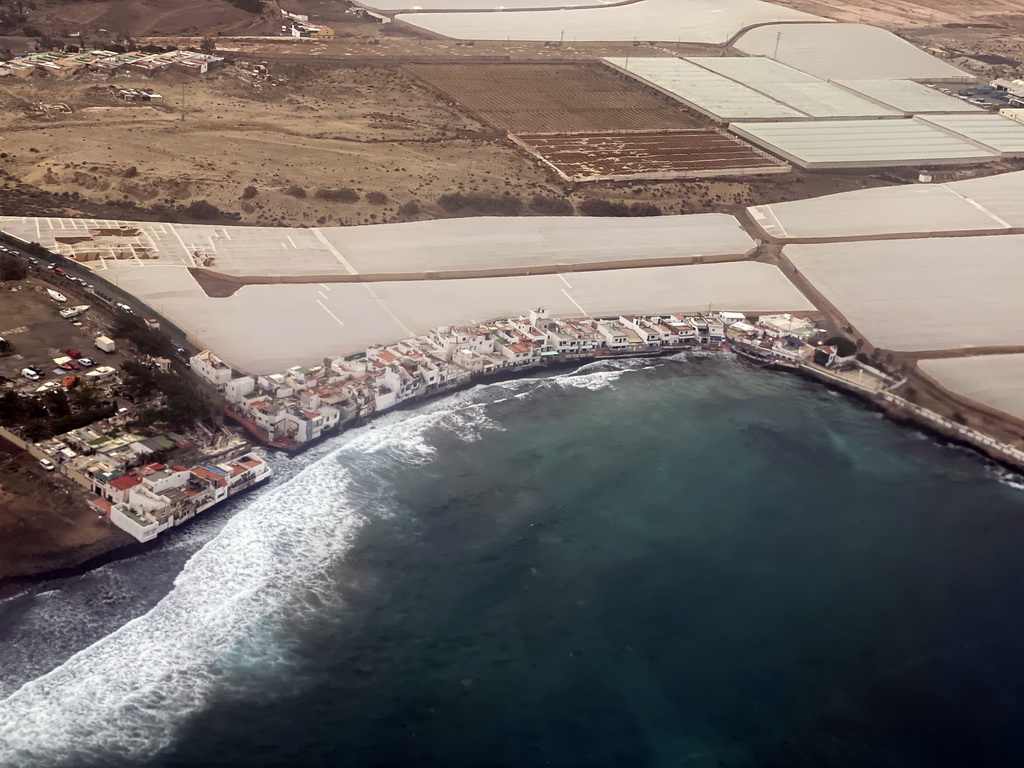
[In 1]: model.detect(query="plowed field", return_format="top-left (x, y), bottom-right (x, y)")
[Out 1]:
top-left (404, 63), bottom-right (700, 133)
top-left (516, 130), bottom-right (789, 180)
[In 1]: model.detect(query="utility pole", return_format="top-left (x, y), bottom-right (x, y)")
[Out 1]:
top-left (773, 29), bottom-right (781, 59)
top-left (180, 81), bottom-right (185, 122)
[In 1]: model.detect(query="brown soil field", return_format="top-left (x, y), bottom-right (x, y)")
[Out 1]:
top-left (0, 59), bottom-right (886, 226)
top-left (404, 63), bottom-right (701, 133)
top-left (516, 129), bottom-right (788, 181)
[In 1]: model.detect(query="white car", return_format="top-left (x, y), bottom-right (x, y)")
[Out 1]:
top-left (21, 368), bottom-right (41, 381)
top-left (39, 459), bottom-right (55, 471)
top-left (78, 357), bottom-right (95, 367)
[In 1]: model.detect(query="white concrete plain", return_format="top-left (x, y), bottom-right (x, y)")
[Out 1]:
top-left (786, 236), bottom-right (1024, 351)
top-left (947, 170), bottom-right (1024, 227)
top-left (603, 58), bottom-right (805, 122)
top-left (747, 184), bottom-right (1010, 241)
top-left (730, 119), bottom-right (999, 169)
top-left (917, 114), bottom-right (1024, 157)
top-left (836, 80), bottom-right (982, 115)
top-left (687, 57), bottom-right (900, 119)
top-left (919, 354), bottom-right (1024, 422)
top-left (105, 261), bottom-right (813, 372)
top-left (396, 0), bottom-right (824, 44)
top-left (319, 214), bottom-right (756, 274)
top-left (0, 214), bottom-right (756, 278)
top-left (733, 23), bottom-right (970, 81)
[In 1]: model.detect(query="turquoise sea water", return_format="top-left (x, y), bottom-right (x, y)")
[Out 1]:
top-left (2, 356), bottom-right (1024, 767)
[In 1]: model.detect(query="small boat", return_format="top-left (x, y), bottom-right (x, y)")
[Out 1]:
top-left (59, 304), bottom-right (90, 319)
top-left (47, 289), bottom-right (67, 303)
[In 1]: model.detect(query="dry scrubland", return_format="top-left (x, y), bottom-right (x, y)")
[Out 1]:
top-left (0, 61), bottom-right (877, 227)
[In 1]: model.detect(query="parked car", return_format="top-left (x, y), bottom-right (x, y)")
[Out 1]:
top-left (39, 459), bottom-right (56, 472)
top-left (78, 357), bottom-right (95, 367)
top-left (53, 267), bottom-right (65, 276)
top-left (27, 365), bottom-right (45, 376)
top-left (65, 348), bottom-right (82, 359)
top-left (46, 263), bottom-right (56, 271)
top-left (21, 368), bottom-right (41, 381)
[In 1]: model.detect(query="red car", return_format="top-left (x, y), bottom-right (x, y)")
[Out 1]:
top-left (65, 348), bottom-right (82, 358)
top-left (53, 267), bottom-right (65, 276)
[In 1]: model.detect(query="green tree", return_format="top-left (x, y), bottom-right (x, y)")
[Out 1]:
top-left (0, 253), bottom-right (27, 281)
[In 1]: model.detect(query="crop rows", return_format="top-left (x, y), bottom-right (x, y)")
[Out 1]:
top-left (404, 64), bottom-right (699, 133)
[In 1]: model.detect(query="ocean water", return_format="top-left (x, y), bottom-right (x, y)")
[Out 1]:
top-left (3, 356), bottom-right (1024, 768)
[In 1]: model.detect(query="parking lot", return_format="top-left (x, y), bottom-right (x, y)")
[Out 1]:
top-left (0, 259), bottom-right (130, 391)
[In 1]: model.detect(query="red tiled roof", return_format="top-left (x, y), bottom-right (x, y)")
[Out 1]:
top-left (108, 475), bottom-right (142, 491)
top-left (89, 497), bottom-right (113, 514)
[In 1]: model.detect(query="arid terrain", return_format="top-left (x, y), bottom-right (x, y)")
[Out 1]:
top-left (0, 57), bottom-right (884, 227)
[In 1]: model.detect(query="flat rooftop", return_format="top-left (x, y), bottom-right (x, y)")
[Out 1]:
top-left (685, 57), bottom-right (900, 119)
top-left (946, 170), bottom-right (1024, 227)
top-left (747, 169), bottom-right (1024, 241)
top-left (730, 118), bottom-right (1000, 169)
top-left (919, 354), bottom-right (1024, 422)
top-left (396, 0), bottom-right (824, 44)
top-left (733, 23), bottom-right (971, 81)
top-left (747, 183), bottom-right (1012, 241)
top-left (0, 214), bottom-right (756, 279)
top-left (917, 114), bottom-right (1024, 157)
top-left (105, 261), bottom-right (813, 373)
top-left (603, 57), bottom-right (805, 123)
top-left (835, 80), bottom-right (983, 115)
top-left (786, 235), bottom-right (1024, 351)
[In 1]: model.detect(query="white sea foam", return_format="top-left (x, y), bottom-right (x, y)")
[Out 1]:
top-left (0, 391), bottom-right (506, 767)
top-left (0, 360), bottom-right (655, 766)
top-left (990, 466), bottom-right (1024, 491)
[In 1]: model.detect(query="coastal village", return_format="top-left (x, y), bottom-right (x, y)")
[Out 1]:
top-left (0, 258), bottom-right (894, 549)
top-left (198, 307), bottom-right (887, 449)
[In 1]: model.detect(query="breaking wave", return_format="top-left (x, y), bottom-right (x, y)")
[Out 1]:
top-left (0, 361), bottom-right (658, 767)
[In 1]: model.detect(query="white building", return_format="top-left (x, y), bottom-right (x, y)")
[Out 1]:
top-left (190, 350), bottom-right (234, 390)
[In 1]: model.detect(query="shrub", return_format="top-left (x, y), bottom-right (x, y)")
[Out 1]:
top-left (365, 191), bottom-right (388, 205)
top-left (398, 200), bottom-right (420, 217)
top-left (241, 185), bottom-right (258, 200)
top-left (824, 336), bottom-right (857, 357)
top-left (530, 195), bottom-right (573, 215)
top-left (0, 253), bottom-right (28, 281)
top-left (579, 199), bottom-right (661, 217)
top-left (438, 192), bottom-right (522, 216)
top-left (285, 185), bottom-right (307, 199)
top-left (579, 199), bottom-right (631, 217)
top-left (183, 200), bottom-right (223, 220)
top-left (628, 202), bottom-right (661, 217)
top-left (315, 188), bottom-right (359, 203)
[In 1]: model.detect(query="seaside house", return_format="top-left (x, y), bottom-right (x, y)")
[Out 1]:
top-left (190, 350), bottom-right (234, 391)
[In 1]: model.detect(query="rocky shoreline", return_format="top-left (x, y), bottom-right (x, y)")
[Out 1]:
top-left (4, 347), bottom-right (1022, 593)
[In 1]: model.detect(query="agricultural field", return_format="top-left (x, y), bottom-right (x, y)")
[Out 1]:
top-left (403, 63), bottom-right (700, 133)
top-left (515, 130), bottom-right (789, 181)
